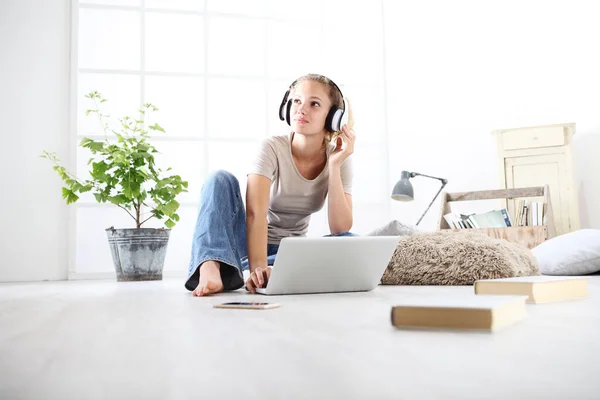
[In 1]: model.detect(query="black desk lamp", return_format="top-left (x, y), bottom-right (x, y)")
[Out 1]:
top-left (391, 171), bottom-right (448, 226)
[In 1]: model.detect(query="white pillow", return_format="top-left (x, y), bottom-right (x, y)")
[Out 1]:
top-left (532, 229), bottom-right (600, 275)
top-left (366, 220), bottom-right (420, 236)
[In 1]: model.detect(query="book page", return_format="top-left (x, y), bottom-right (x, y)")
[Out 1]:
top-left (392, 295), bottom-right (528, 310)
top-left (477, 276), bottom-right (588, 283)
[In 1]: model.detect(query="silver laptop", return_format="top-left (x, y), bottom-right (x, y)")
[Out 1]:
top-left (256, 236), bottom-right (401, 295)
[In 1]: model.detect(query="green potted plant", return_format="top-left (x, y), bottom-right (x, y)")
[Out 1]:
top-left (41, 91), bottom-right (188, 281)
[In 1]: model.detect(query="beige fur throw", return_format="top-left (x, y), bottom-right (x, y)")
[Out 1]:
top-left (381, 230), bottom-right (540, 285)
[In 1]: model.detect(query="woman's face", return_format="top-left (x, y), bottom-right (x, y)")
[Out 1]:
top-left (289, 80), bottom-right (331, 136)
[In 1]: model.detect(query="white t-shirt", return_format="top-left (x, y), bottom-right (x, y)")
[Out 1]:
top-left (248, 132), bottom-right (353, 244)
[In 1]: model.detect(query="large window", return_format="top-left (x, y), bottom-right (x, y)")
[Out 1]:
top-left (72, 0), bottom-right (390, 277)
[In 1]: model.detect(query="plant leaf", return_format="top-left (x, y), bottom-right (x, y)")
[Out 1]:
top-left (148, 123), bottom-right (165, 133)
top-left (162, 200), bottom-right (180, 216)
top-left (61, 187), bottom-right (79, 204)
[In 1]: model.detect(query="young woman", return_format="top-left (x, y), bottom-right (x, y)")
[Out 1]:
top-left (185, 73), bottom-right (356, 296)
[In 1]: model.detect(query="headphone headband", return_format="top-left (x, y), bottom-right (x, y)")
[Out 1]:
top-left (286, 77), bottom-right (344, 107)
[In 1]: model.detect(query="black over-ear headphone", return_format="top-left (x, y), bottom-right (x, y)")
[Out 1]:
top-left (278, 76), bottom-right (348, 133)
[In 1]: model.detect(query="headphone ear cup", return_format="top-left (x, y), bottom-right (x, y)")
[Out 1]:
top-left (339, 97), bottom-right (348, 130)
top-left (328, 108), bottom-right (343, 133)
top-left (324, 107), bottom-right (336, 133)
top-left (285, 100), bottom-right (292, 125)
top-left (279, 90), bottom-right (289, 122)
top-left (339, 107), bottom-right (348, 130)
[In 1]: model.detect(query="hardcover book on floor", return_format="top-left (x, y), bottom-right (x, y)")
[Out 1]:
top-left (391, 295), bottom-right (528, 332)
top-left (474, 276), bottom-right (588, 303)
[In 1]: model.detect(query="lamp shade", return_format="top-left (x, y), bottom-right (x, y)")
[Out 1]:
top-left (391, 170), bottom-right (414, 201)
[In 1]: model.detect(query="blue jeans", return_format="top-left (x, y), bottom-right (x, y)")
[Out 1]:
top-left (185, 170), bottom-right (357, 292)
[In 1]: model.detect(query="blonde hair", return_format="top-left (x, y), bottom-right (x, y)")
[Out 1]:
top-left (290, 74), bottom-right (354, 146)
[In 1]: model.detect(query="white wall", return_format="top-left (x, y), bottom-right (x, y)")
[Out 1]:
top-left (384, 0), bottom-right (600, 230)
top-left (2, 0), bottom-right (598, 282)
top-left (0, 0), bottom-right (71, 281)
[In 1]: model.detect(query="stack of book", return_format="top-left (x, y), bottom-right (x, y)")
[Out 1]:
top-left (443, 209), bottom-right (512, 229)
top-left (390, 276), bottom-right (588, 332)
top-left (443, 201), bottom-right (545, 229)
top-left (515, 200), bottom-right (544, 226)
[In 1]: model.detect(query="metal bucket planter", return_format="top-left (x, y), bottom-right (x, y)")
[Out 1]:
top-left (106, 227), bottom-right (171, 281)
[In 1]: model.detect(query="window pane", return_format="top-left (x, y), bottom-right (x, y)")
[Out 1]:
top-left (78, 73), bottom-right (140, 135)
top-left (266, 20), bottom-right (324, 79)
top-left (306, 206), bottom-right (329, 237)
top-left (267, 0), bottom-right (322, 23)
top-left (79, 9), bottom-right (140, 70)
top-left (76, 140), bottom-right (203, 204)
top-left (322, 0), bottom-right (380, 23)
top-left (76, 204), bottom-right (195, 275)
top-left (207, 16), bottom-right (265, 76)
top-left (152, 140), bottom-right (205, 204)
top-left (80, 0), bottom-right (141, 6)
top-left (76, 143), bottom-right (194, 204)
top-left (352, 143), bottom-right (389, 204)
top-left (267, 79), bottom-right (290, 137)
top-left (76, 207), bottom-right (133, 274)
top-left (145, 76), bottom-right (204, 137)
top-left (162, 205), bottom-right (197, 273)
top-left (207, 141), bottom-right (260, 198)
top-left (145, 13), bottom-right (204, 73)
top-left (322, 25), bottom-right (383, 85)
top-left (352, 204), bottom-right (391, 235)
top-left (342, 84), bottom-right (386, 144)
top-left (76, 145), bottom-right (97, 204)
top-left (320, 1), bottom-right (383, 85)
top-left (206, 0), bottom-right (265, 17)
top-left (206, 79), bottom-right (266, 139)
top-left (145, 0), bottom-right (203, 11)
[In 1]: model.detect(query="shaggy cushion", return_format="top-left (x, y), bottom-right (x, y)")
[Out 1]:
top-left (381, 230), bottom-right (540, 285)
top-left (532, 229), bottom-right (600, 275)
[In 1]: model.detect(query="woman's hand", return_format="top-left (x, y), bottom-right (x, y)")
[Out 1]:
top-left (329, 125), bottom-right (356, 168)
top-left (245, 266), bottom-right (271, 293)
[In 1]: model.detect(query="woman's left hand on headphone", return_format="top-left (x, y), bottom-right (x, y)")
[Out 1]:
top-left (329, 125), bottom-right (356, 168)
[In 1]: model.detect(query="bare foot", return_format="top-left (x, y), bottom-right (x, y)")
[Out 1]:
top-left (193, 261), bottom-right (224, 297)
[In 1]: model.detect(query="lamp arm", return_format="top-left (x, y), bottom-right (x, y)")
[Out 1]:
top-left (411, 172), bottom-right (448, 185)
top-left (415, 180), bottom-right (447, 226)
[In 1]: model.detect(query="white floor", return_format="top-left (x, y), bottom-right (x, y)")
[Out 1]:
top-left (1, 277), bottom-right (599, 400)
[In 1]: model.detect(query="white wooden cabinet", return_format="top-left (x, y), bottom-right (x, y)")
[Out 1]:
top-left (493, 123), bottom-right (579, 236)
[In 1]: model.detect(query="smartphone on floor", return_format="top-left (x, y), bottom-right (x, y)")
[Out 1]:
top-left (214, 302), bottom-right (281, 310)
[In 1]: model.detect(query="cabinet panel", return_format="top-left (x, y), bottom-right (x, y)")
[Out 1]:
top-left (505, 154), bottom-right (571, 236)
top-left (501, 126), bottom-right (564, 150)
